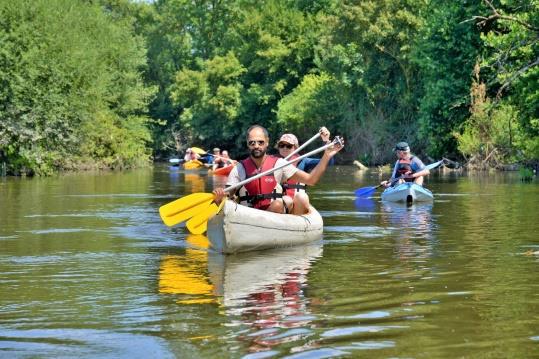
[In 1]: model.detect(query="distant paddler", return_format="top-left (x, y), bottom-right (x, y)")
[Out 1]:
top-left (381, 142), bottom-right (430, 188)
top-left (211, 148), bottom-right (235, 171)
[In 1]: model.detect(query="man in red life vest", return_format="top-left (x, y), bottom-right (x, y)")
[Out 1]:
top-left (276, 128), bottom-right (331, 215)
top-left (213, 125), bottom-right (343, 214)
top-left (381, 142), bottom-right (430, 187)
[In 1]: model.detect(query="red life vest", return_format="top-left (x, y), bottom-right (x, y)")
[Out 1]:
top-left (396, 156), bottom-right (415, 182)
top-left (281, 154), bottom-right (306, 198)
top-left (239, 155), bottom-right (282, 210)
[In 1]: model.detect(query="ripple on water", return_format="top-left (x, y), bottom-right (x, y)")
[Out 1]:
top-left (336, 340), bottom-right (396, 350)
top-left (0, 329), bottom-right (174, 358)
top-left (284, 347), bottom-right (350, 358)
top-left (318, 210), bottom-right (379, 218)
top-left (324, 226), bottom-right (393, 239)
top-left (321, 325), bottom-right (408, 338)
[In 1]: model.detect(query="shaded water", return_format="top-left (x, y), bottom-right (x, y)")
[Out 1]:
top-left (1, 165), bottom-right (538, 358)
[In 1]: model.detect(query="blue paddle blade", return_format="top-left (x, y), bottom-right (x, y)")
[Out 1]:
top-left (354, 186), bottom-right (377, 197)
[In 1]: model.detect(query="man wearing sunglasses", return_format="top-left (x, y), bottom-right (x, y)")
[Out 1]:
top-left (276, 128), bottom-right (333, 215)
top-left (213, 125), bottom-right (343, 214)
top-left (381, 141), bottom-right (429, 188)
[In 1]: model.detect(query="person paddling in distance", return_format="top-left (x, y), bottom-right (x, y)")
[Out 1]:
top-left (184, 148), bottom-right (201, 162)
top-left (276, 128), bottom-right (332, 215)
top-left (212, 149), bottom-right (234, 171)
top-left (381, 142), bottom-right (430, 188)
top-left (213, 125), bottom-right (343, 214)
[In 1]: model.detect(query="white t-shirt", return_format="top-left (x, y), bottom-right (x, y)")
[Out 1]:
top-left (226, 157), bottom-right (298, 189)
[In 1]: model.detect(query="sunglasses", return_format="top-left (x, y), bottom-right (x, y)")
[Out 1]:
top-left (278, 143), bottom-right (294, 149)
top-left (248, 140), bottom-right (265, 146)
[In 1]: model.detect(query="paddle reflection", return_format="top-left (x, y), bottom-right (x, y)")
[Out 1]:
top-left (354, 197), bottom-right (376, 212)
top-left (184, 173), bottom-right (205, 193)
top-left (158, 235), bottom-right (216, 304)
top-left (208, 244), bottom-right (323, 353)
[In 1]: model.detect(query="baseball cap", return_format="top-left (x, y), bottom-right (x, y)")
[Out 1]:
top-left (394, 142), bottom-right (410, 151)
top-left (277, 133), bottom-right (299, 147)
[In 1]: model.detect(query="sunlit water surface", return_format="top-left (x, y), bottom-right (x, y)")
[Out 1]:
top-left (1, 165), bottom-right (538, 358)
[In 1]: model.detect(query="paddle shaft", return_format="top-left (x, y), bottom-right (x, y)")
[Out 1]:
top-left (225, 137), bottom-right (342, 194)
top-left (384, 159), bottom-right (444, 183)
top-left (284, 132), bottom-right (321, 161)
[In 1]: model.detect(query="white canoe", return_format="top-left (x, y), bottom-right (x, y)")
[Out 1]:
top-left (207, 200), bottom-right (323, 254)
top-left (381, 182), bottom-right (433, 203)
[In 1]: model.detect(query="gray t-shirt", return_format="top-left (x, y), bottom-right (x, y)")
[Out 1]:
top-left (390, 155), bottom-right (425, 179)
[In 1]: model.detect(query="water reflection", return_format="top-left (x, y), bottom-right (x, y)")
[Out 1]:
top-left (209, 244), bottom-right (323, 353)
top-left (353, 197), bottom-right (376, 213)
top-left (157, 240), bottom-right (323, 354)
top-left (158, 235), bottom-right (216, 304)
top-left (380, 202), bottom-right (436, 262)
top-left (184, 173), bottom-right (206, 193)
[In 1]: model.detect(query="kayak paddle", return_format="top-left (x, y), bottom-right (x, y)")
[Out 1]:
top-left (283, 129), bottom-right (323, 160)
top-left (159, 137), bottom-right (344, 234)
top-left (354, 159), bottom-right (444, 198)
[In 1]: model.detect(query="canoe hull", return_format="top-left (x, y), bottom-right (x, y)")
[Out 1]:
top-left (381, 182), bottom-right (433, 203)
top-left (207, 200), bottom-right (323, 254)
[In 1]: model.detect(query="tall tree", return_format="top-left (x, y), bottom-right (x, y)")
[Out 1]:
top-left (0, 0), bottom-right (154, 175)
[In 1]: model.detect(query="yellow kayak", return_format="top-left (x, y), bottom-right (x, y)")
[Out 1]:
top-left (183, 160), bottom-right (204, 170)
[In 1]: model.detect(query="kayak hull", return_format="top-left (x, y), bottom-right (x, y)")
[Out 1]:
top-left (381, 182), bottom-right (433, 203)
top-left (183, 160), bottom-right (204, 170)
top-left (212, 164), bottom-right (234, 176)
top-left (207, 200), bottom-right (323, 254)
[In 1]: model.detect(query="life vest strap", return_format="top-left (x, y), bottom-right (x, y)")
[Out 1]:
top-left (282, 183), bottom-right (307, 191)
top-left (239, 192), bottom-right (283, 203)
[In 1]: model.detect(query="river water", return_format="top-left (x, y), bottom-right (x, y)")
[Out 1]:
top-left (1, 165), bottom-right (538, 358)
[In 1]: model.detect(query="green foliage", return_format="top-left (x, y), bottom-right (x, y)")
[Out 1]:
top-left (277, 72), bottom-right (345, 140)
top-left (0, 0), bottom-right (154, 175)
top-left (170, 52), bottom-right (246, 144)
top-left (478, 0), bottom-right (539, 162)
top-left (309, 0), bottom-right (427, 163)
top-left (1, 0), bottom-right (536, 173)
top-left (413, 0), bottom-right (484, 159)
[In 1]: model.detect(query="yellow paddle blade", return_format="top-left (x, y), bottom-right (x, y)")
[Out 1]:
top-left (191, 147), bottom-right (206, 155)
top-left (159, 193), bottom-right (214, 226)
top-left (186, 200), bottom-right (225, 235)
top-left (161, 199), bottom-right (213, 227)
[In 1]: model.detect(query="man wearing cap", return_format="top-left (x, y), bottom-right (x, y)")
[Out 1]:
top-left (213, 125), bottom-right (343, 215)
top-left (210, 147), bottom-right (222, 168)
top-left (276, 128), bottom-right (331, 215)
top-left (381, 142), bottom-right (430, 187)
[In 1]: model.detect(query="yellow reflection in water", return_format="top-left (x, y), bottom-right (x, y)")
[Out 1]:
top-left (185, 173), bottom-right (205, 193)
top-left (158, 235), bottom-right (215, 304)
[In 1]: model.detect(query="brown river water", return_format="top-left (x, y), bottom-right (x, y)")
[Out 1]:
top-left (1, 165), bottom-right (538, 358)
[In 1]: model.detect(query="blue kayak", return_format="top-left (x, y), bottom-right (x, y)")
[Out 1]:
top-left (381, 182), bottom-right (433, 203)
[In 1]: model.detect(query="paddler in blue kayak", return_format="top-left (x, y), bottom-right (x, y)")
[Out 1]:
top-left (381, 142), bottom-right (430, 188)
top-left (213, 125), bottom-right (343, 215)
